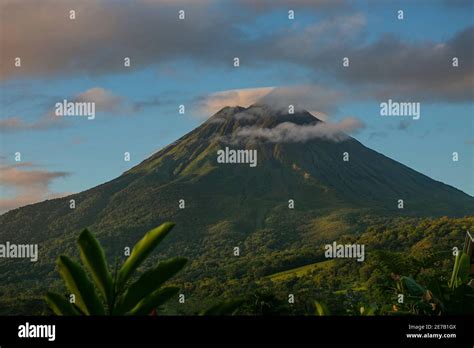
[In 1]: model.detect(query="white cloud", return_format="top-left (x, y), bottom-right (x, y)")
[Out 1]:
top-left (236, 117), bottom-right (365, 143)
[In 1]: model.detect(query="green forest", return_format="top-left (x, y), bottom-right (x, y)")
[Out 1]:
top-left (1, 214), bottom-right (472, 315)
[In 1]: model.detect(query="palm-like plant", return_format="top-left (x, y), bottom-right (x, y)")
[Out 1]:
top-left (45, 222), bottom-right (187, 315)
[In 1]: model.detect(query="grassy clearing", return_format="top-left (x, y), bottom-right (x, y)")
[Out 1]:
top-left (266, 259), bottom-right (335, 281)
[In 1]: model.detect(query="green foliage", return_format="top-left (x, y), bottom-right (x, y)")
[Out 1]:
top-left (77, 229), bottom-right (113, 306)
top-left (44, 292), bottom-right (80, 316)
top-left (1, 213), bottom-right (471, 316)
top-left (236, 290), bottom-right (292, 315)
top-left (200, 299), bottom-right (244, 316)
top-left (372, 251), bottom-right (414, 276)
top-left (314, 300), bottom-right (377, 316)
top-left (390, 254), bottom-right (474, 315)
top-left (449, 252), bottom-right (470, 289)
top-left (126, 286), bottom-right (179, 315)
top-left (359, 305), bottom-right (377, 316)
top-left (45, 223), bottom-right (186, 315)
top-left (401, 276), bottom-right (427, 297)
top-left (116, 222), bottom-right (175, 291)
top-left (115, 257), bottom-right (187, 314)
top-left (314, 301), bottom-right (330, 316)
top-left (57, 255), bottom-right (105, 315)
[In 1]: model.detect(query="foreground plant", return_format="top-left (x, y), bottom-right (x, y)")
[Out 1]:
top-left (391, 251), bottom-right (473, 315)
top-left (45, 222), bottom-right (187, 315)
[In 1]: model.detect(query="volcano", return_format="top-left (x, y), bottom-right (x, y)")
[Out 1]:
top-left (0, 104), bottom-right (473, 314)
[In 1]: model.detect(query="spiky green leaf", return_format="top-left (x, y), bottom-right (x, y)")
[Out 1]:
top-left (117, 222), bottom-right (175, 290)
top-left (77, 229), bottom-right (113, 306)
top-left (115, 257), bottom-right (187, 314)
top-left (44, 292), bottom-right (80, 316)
top-left (57, 255), bottom-right (105, 315)
top-left (126, 286), bottom-right (179, 315)
top-left (457, 253), bottom-right (470, 285)
top-left (449, 251), bottom-right (462, 288)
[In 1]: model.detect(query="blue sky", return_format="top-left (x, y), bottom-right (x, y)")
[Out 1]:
top-left (0, 0), bottom-right (473, 213)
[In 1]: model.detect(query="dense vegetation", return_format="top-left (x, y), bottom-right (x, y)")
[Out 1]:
top-left (1, 214), bottom-right (472, 315)
top-left (163, 215), bottom-right (474, 315)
